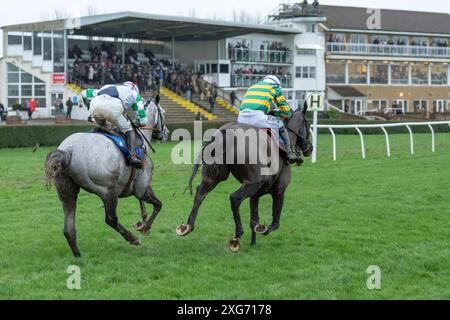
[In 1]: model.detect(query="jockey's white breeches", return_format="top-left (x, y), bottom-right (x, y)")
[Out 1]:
top-left (237, 109), bottom-right (284, 131)
top-left (90, 94), bottom-right (132, 133)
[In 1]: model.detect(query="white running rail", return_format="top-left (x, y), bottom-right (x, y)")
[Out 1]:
top-left (310, 121), bottom-right (450, 162)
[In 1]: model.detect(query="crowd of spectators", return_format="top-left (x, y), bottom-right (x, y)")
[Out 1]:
top-left (69, 43), bottom-right (177, 95)
top-left (233, 66), bottom-right (291, 77)
top-left (227, 41), bottom-right (291, 63)
top-left (327, 34), bottom-right (449, 48)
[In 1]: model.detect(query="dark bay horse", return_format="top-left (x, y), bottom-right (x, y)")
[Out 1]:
top-left (176, 105), bottom-right (312, 252)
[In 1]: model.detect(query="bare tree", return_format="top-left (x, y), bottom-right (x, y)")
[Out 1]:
top-left (187, 8), bottom-right (197, 18)
top-left (41, 9), bottom-right (72, 21)
top-left (86, 6), bottom-right (100, 16)
top-left (230, 9), bottom-right (264, 24)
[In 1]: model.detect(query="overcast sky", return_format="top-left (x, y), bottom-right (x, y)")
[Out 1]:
top-left (1, 0), bottom-right (449, 57)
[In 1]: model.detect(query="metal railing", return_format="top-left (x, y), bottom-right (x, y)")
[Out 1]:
top-left (326, 42), bottom-right (450, 58)
top-left (311, 121), bottom-right (450, 162)
top-left (228, 48), bottom-right (292, 64)
top-left (231, 74), bottom-right (292, 88)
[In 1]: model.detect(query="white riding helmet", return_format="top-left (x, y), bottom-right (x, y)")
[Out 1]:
top-left (264, 75), bottom-right (282, 88)
top-left (124, 81), bottom-right (139, 94)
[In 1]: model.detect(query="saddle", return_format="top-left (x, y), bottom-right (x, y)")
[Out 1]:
top-left (260, 128), bottom-right (288, 155)
top-left (91, 128), bottom-right (146, 165)
top-left (219, 123), bottom-right (288, 155)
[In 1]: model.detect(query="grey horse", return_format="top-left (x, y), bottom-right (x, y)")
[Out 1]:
top-left (176, 105), bottom-right (312, 252)
top-left (45, 98), bottom-right (166, 257)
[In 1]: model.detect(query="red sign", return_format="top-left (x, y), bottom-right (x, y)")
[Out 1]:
top-left (53, 73), bottom-right (66, 85)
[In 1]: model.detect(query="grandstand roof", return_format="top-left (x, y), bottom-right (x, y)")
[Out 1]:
top-left (321, 5), bottom-right (450, 35)
top-left (2, 12), bottom-right (299, 41)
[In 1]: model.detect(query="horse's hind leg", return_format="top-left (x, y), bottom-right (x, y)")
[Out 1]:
top-left (264, 190), bottom-right (286, 236)
top-left (229, 182), bottom-right (265, 252)
top-left (176, 175), bottom-right (222, 237)
top-left (56, 176), bottom-right (81, 257)
top-left (134, 186), bottom-right (163, 235)
top-left (103, 197), bottom-right (140, 246)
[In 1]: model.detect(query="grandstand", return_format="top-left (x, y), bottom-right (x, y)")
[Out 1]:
top-left (1, 4), bottom-right (449, 123)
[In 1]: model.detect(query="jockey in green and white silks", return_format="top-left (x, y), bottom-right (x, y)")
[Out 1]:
top-left (237, 75), bottom-right (300, 162)
top-left (82, 82), bottom-right (147, 168)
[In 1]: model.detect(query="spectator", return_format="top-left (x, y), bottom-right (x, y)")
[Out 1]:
top-left (230, 91), bottom-right (237, 107)
top-left (66, 97), bottom-right (73, 120)
top-left (186, 82), bottom-right (193, 102)
top-left (29, 99), bottom-right (36, 120)
top-left (207, 90), bottom-right (215, 114)
top-left (0, 102), bottom-right (4, 123)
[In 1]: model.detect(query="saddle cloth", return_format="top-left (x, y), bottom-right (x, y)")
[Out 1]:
top-left (92, 128), bottom-right (145, 162)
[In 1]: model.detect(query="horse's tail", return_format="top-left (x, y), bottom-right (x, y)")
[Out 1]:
top-left (185, 128), bottom-right (229, 195)
top-left (186, 154), bottom-right (203, 196)
top-left (45, 150), bottom-right (72, 190)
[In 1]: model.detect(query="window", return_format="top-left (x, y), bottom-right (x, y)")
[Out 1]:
top-left (53, 31), bottom-right (65, 73)
top-left (35, 85), bottom-right (46, 96)
top-left (296, 49), bottom-right (316, 55)
top-left (370, 64), bottom-right (388, 84)
top-left (21, 73), bottom-right (33, 83)
top-left (413, 100), bottom-right (428, 112)
top-left (220, 64), bottom-right (229, 74)
top-left (326, 61), bottom-right (346, 84)
top-left (8, 85), bottom-right (20, 96)
top-left (371, 100), bottom-right (388, 112)
top-left (305, 23), bottom-right (316, 33)
top-left (7, 63), bottom-right (46, 107)
top-left (8, 73), bottom-right (19, 83)
top-left (211, 64), bottom-right (218, 73)
top-left (295, 66), bottom-right (316, 79)
top-left (8, 33), bottom-right (22, 45)
top-left (43, 32), bottom-right (52, 61)
top-left (33, 31), bottom-right (42, 55)
top-left (327, 33), bottom-right (345, 43)
top-left (411, 64), bottom-right (429, 84)
top-left (348, 63), bottom-right (368, 84)
top-left (431, 64), bottom-right (448, 85)
top-left (372, 35), bottom-right (389, 45)
top-left (23, 33), bottom-right (32, 51)
top-left (391, 64), bottom-right (409, 84)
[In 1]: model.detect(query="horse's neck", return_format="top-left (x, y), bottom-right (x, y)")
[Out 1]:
top-left (287, 113), bottom-right (302, 145)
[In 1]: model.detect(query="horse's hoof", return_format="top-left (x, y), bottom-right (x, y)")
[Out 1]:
top-left (133, 221), bottom-right (144, 231)
top-left (140, 229), bottom-right (150, 237)
top-left (254, 225), bottom-right (268, 234)
top-left (229, 238), bottom-right (241, 253)
top-left (176, 224), bottom-right (192, 237)
top-left (130, 238), bottom-right (141, 246)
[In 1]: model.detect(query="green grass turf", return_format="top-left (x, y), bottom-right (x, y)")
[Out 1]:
top-left (0, 133), bottom-right (449, 300)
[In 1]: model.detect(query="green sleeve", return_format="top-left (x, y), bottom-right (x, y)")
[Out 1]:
top-left (273, 87), bottom-right (292, 119)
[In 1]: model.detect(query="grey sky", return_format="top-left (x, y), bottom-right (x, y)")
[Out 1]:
top-left (1, 0), bottom-right (449, 57)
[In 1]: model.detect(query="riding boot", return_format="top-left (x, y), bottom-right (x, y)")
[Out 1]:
top-left (279, 126), bottom-right (301, 163)
top-left (125, 131), bottom-right (143, 169)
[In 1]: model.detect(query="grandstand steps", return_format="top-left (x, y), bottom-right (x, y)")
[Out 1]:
top-left (191, 94), bottom-right (238, 123)
top-left (157, 87), bottom-right (218, 123)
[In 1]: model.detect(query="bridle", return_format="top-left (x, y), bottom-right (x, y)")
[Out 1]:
top-left (285, 110), bottom-right (313, 156)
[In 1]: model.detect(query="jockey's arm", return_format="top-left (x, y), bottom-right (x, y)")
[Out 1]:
top-left (273, 87), bottom-right (292, 120)
top-left (131, 95), bottom-right (148, 127)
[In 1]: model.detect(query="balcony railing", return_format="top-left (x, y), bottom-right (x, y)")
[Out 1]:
top-left (327, 43), bottom-right (450, 58)
top-left (231, 74), bottom-right (292, 88)
top-left (228, 48), bottom-right (292, 64)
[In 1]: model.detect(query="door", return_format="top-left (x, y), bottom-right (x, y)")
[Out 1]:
top-left (396, 100), bottom-right (408, 114)
top-left (435, 100), bottom-right (447, 113)
top-left (353, 99), bottom-right (364, 115)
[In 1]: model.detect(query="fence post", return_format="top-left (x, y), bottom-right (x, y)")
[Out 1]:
top-left (380, 126), bottom-right (391, 158)
top-left (405, 125), bottom-right (414, 155)
top-left (329, 128), bottom-right (337, 161)
top-left (312, 111), bottom-right (319, 164)
top-left (355, 127), bottom-right (366, 159)
top-left (428, 124), bottom-right (435, 153)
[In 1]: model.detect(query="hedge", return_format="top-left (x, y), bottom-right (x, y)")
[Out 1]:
top-left (0, 122), bottom-right (230, 149)
top-left (1, 120), bottom-right (449, 149)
